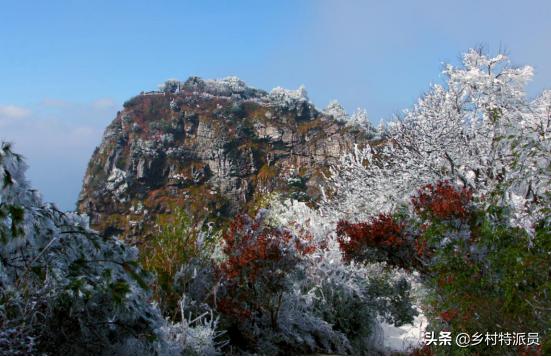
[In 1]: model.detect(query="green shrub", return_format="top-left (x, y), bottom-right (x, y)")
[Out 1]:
top-left (140, 208), bottom-right (219, 319)
top-left (422, 206), bottom-right (550, 355)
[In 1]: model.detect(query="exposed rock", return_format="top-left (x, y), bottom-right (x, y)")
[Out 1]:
top-left (78, 77), bottom-right (369, 242)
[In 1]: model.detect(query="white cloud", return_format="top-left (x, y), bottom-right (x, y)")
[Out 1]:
top-left (0, 98), bottom-right (119, 210)
top-left (0, 105), bottom-right (31, 119)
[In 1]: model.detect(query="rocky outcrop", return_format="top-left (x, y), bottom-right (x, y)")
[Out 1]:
top-left (78, 77), bottom-right (369, 241)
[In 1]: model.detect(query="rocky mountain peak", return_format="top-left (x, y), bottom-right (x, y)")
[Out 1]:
top-left (78, 77), bottom-right (369, 241)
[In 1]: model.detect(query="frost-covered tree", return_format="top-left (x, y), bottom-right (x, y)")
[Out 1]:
top-left (324, 100), bottom-right (349, 123)
top-left (0, 142), bottom-right (161, 354)
top-left (375, 119), bottom-right (389, 140)
top-left (159, 79), bottom-right (181, 93)
top-left (265, 199), bottom-right (419, 354)
top-left (214, 210), bottom-right (350, 355)
top-left (323, 49), bottom-right (550, 232)
top-left (324, 101), bottom-right (377, 137)
top-left (506, 89), bottom-right (551, 229)
top-left (348, 108), bottom-right (377, 137)
top-left (318, 49), bottom-right (551, 354)
top-left (0, 142), bottom-right (221, 355)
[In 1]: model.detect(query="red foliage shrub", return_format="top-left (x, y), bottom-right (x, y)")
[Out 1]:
top-left (336, 181), bottom-right (471, 270)
top-left (220, 215), bottom-right (289, 282)
top-left (336, 214), bottom-right (422, 270)
top-left (217, 213), bottom-right (314, 327)
top-left (411, 181), bottom-right (473, 221)
top-left (337, 214), bottom-right (405, 256)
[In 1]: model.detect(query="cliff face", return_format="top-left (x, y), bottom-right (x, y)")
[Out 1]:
top-left (78, 77), bottom-right (368, 241)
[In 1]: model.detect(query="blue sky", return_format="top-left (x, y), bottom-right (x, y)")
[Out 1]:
top-left (1, 0), bottom-right (550, 210)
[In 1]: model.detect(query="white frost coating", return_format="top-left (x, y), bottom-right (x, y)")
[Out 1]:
top-left (159, 296), bottom-right (225, 355)
top-left (381, 313), bottom-right (427, 352)
top-left (324, 100), bottom-right (349, 122)
top-left (0, 142), bottom-right (222, 355)
top-left (204, 76), bottom-right (249, 95)
top-left (269, 85), bottom-right (309, 107)
top-left (323, 49), bottom-right (550, 232)
top-left (268, 198), bottom-right (421, 354)
top-left (348, 108), bottom-right (377, 135)
top-left (160, 76), bottom-right (266, 99)
top-left (324, 101), bottom-right (376, 135)
top-left (267, 49), bottom-right (550, 353)
top-left (106, 167), bottom-right (128, 201)
top-left (381, 277), bottom-right (428, 353)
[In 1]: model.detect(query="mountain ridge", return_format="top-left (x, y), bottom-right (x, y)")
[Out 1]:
top-left (77, 76), bottom-right (371, 241)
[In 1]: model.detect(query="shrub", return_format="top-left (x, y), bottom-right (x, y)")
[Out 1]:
top-left (216, 208), bottom-right (417, 354)
top-left (215, 211), bottom-right (356, 354)
top-left (336, 213), bottom-right (424, 271)
top-left (159, 296), bottom-right (226, 355)
top-left (335, 179), bottom-right (550, 355)
top-left (217, 211), bottom-right (311, 327)
top-left (411, 181), bottom-right (473, 221)
top-left (140, 208), bottom-right (218, 319)
top-left (420, 206), bottom-right (551, 355)
top-left (0, 142), bottom-right (163, 355)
